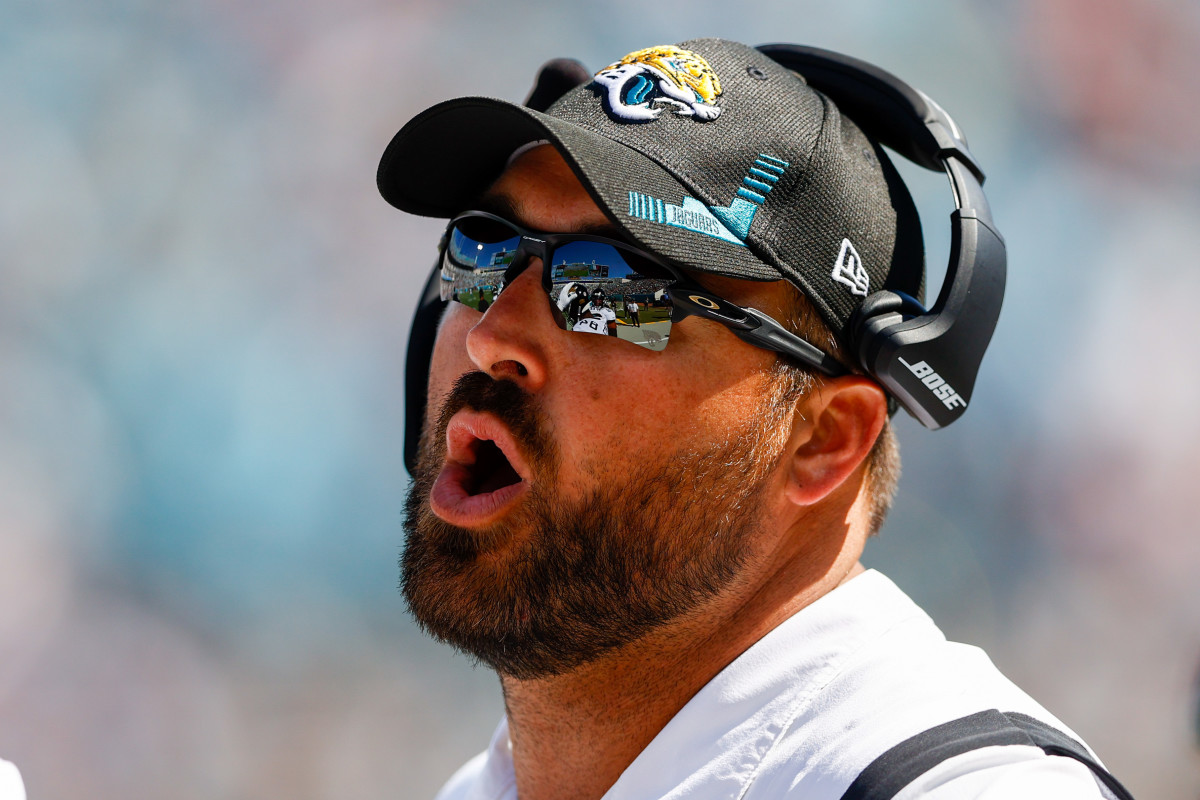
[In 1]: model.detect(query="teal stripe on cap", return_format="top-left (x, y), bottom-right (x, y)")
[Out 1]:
top-left (743, 177), bottom-right (773, 193)
top-left (737, 187), bottom-right (765, 203)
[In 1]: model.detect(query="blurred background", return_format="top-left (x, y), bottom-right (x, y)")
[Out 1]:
top-left (3, 0), bottom-right (1199, 797)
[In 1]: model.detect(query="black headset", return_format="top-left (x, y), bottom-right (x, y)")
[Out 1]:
top-left (402, 45), bottom-right (1006, 473)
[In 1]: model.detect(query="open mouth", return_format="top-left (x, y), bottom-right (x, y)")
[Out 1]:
top-left (428, 411), bottom-right (531, 526)
top-left (461, 438), bottom-right (523, 495)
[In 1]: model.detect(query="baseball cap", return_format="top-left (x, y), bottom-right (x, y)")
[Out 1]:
top-left (377, 38), bottom-right (924, 343)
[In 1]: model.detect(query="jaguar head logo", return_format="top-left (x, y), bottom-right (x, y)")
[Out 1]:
top-left (593, 45), bottom-right (723, 123)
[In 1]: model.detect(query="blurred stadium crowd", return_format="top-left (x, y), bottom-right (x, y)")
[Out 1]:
top-left (2, 0), bottom-right (1198, 797)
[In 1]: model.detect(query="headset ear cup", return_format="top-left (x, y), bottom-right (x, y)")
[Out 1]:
top-left (850, 289), bottom-right (932, 421)
top-left (849, 292), bottom-right (909, 420)
top-left (849, 291), bottom-right (909, 374)
top-left (523, 58), bottom-right (591, 111)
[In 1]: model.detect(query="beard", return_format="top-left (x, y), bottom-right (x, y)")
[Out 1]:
top-left (401, 370), bottom-right (789, 680)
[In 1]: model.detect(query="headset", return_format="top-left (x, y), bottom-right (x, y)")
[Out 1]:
top-left (402, 45), bottom-right (1006, 473)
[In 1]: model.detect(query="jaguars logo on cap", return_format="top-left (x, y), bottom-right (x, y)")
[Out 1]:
top-left (593, 45), bottom-right (722, 123)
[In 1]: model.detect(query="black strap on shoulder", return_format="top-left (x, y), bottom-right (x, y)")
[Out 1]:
top-left (839, 709), bottom-right (1135, 800)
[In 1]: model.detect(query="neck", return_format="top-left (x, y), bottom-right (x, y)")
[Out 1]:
top-left (499, 538), bottom-right (865, 800)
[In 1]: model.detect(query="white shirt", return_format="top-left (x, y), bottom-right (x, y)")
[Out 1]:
top-left (434, 570), bottom-right (1106, 800)
top-left (0, 760), bottom-right (25, 800)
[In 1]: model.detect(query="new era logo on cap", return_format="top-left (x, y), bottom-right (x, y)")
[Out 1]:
top-left (831, 238), bottom-right (869, 296)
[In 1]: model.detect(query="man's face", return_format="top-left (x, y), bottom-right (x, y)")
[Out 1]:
top-left (402, 146), bottom-right (796, 679)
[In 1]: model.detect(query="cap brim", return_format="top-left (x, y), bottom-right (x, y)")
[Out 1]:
top-left (377, 97), bottom-right (781, 282)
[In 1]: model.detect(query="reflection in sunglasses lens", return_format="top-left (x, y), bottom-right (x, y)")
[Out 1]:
top-left (441, 219), bottom-right (675, 352)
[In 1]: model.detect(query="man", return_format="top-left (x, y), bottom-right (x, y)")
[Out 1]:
top-left (574, 291), bottom-right (618, 337)
top-left (380, 39), bottom-right (1130, 800)
top-left (573, 301), bottom-right (617, 337)
top-left (626, 299), bottom-right (640, 327)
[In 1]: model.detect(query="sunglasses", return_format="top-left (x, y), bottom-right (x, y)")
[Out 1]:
top-left (439, 211), bottom-right (848, 376)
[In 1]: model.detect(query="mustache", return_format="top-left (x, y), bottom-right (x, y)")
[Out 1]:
top-left (429, 371), bottom-right (555, 470)
top-left (406, 371), bottom-right (556, 560)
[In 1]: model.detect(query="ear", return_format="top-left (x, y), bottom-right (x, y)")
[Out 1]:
top-left (783, 376), bottom-right (889, 508)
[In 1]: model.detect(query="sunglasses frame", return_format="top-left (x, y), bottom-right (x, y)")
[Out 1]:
top-left (441, 210), bottom-right (849, 377)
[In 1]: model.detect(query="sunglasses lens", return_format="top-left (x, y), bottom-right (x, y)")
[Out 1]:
top-left (440, 217), bottom-right (675, 352)
top-left (441, 217), bottom-right (521, 311)
top-left (547, 241), bottom-right (672, 351)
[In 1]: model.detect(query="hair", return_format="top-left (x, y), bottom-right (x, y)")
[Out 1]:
top-left (766, 286), bottom-right (901, 537)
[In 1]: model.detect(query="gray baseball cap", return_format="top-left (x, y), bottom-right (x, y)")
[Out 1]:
top-left (377, 38), bottom-right (924, 340)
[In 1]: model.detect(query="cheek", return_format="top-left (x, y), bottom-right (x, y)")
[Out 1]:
top-left (550, 351), bottom-right (774, 483)
top-left (676, 374), bottom-right (779, 446)
top-left (646, 329), bottom-right (779, 432)
top-left (426, 304), bottom-right (480, 419)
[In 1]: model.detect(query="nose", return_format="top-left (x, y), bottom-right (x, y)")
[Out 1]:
top-left (465, 259), bottom-right (552, 389)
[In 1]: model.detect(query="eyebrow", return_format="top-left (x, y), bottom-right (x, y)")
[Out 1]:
top-left (469, 193), bottom-right (626, 239)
